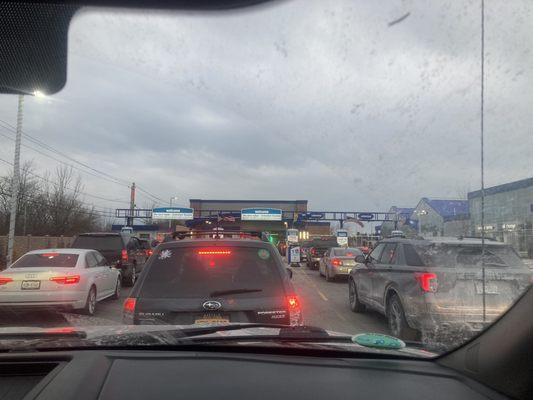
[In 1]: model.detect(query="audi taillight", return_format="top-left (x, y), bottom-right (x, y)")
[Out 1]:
top-left (0, 277), bottom-right (13, 285)
top-left (49, 275), bottom-right (80, 285)
top-left (331, 258), bottom-right (343, 267)
top-left (287, 295), bottom-right (302, 326)
top-left (121, 249), bottom-right (129, 262)
top-left (415, 272), bottom-right (438, 292)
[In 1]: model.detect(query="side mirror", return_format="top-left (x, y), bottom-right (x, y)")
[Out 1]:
top-left (286, 268), bottom-right (293, 279)
top-left (355, 255), bottom-right (366, 264)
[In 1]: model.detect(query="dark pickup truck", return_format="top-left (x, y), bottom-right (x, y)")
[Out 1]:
top-left (71, 232), bottom-right (148, 286)
top-left (305, 238), bottom-right (338, 270)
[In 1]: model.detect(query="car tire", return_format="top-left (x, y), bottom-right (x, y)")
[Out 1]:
top-left (387, 294), bottom-right (419, 341)
top-left (81, 286), bottom-right (97, 316)
top-left (349, 279), bottom-right (366, 313)
top-left (123, 267), bottom-right (136, 287)
top-left (111, 276), bottom-right (121, 300)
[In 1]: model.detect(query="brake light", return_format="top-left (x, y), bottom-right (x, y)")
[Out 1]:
top-left (123, 297), bottom-right (136, 313)
top-left (146, 249), bottom-right (153, 256)
top-left (287, 295), bottom-right (302, 326)
top-left (49, 275), bottom-right (80, 285)
top-left (42, 252), bottom-right (60, 258)
top-left (331, 258), bottom-right (343, 267)
top-left (121, 249), bottom-right (129, 262)
top-left (415, 272), bottom-right (438, 292)
top-left (0, 277), bottom-right (13, 285)
top-left (310, 248), bottom-right (316, 256)
top-left (197, 249), bottom-right (232, 255)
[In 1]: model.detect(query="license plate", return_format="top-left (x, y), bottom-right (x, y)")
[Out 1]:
top-left (21, 280), bottom-right (40, 290)
top-left (475, 282), bottom-right (499, 295)
top-left (194, 315), bottom-right (229, 324)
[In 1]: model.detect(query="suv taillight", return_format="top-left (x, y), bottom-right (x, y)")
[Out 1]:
top-left (121, 249), bottom-right (129, 262)
top-left (331, 258), bottom-right (343, 267)
top-left (287, 295), bottom-right (302, 326)
top-left (123, 297), bottom-right (136, 324)
top-left (415, 272), bottom-right (438, 292)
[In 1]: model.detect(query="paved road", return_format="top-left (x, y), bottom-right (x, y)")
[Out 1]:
top-left (291, 265), bottom-right (389, 335)
top-left (0, 267), bottom-right (389, 335)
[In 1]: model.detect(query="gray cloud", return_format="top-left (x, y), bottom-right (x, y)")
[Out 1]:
top-left (0, 0), bottom-right (531, 218)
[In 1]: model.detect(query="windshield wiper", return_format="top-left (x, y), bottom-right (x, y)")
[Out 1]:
top-left (209, 288), bottom-right (263, 297)
top-left (0, 329), bottom-right (86, 340)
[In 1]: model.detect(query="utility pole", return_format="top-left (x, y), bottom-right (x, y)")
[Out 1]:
top-left (6, 94), bottom-right (24, 267)
top-left (127, 182), bottom-right (135, 227)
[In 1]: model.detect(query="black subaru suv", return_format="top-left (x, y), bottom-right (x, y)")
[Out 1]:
top-left (348, 237), bottom-right (531, 343)
top-left (123, 237), bottom-right (301, 326)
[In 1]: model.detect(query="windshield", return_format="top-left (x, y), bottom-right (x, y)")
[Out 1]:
top-left (10, 253), bottom-right (79, 268)
top-left (418, 244), bottom-right (526, 268)
top-left (72, 236), bottom-right (123, 251)
top-left (333, 248), bottom-right (361, 257)
top-left (0, 0), bottom-right (532, 358)
top-left (140, 247), bottom-right (283, 298)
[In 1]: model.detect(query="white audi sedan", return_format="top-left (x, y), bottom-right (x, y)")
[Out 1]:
top-left (0, 249), bottom-right (121, 316)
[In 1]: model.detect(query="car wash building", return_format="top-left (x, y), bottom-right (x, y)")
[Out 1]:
top-left (468, 177), bottom-right (533, 257)
top-left (187, 199), bottom-right (309, 245)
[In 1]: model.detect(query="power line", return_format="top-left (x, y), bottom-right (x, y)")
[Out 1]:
top-left (0, 156), bottom-right (122, 215)
top-left (0, 119), bottom-right (131, 187)
top-left (0, 121), bottom-right (169, 207)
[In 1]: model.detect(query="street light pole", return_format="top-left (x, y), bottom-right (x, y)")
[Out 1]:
top-left (6, 94), bottom-right (24, 266)
top-left (169, 196), bottom-right (178, 230)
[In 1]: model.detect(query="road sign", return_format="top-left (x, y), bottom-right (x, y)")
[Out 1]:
top-left (241, 208), bottom-right (282, 221)
top-left (357, 213), bottom-right (375, 221)
top-left (301, 212), bottom-right (325, 220)
top-left (152, 207), bottom-right (194, 220)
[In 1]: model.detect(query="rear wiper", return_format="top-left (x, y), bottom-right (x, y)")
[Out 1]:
top-left (209, 288), bottom-right (263, 297)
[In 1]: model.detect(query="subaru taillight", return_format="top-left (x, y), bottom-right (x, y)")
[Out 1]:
top-left (415, 272), bottom-right (438, 292)
top-left (123, 297), bottom-right (136, 324)
top-left (121, 249), bottom-right (129, 262)
top-left (0, 277), bottom-right (13, 285)
top-left (287, 295), bottom-right (302, 326)
top-left (331, 258), bottom-right (343, 267)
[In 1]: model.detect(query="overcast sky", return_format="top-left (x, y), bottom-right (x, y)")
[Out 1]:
top-left (0, 0), bottom-right (531, 223)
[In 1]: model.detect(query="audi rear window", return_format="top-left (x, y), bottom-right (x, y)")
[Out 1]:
top-left (140, 247), bottom-right (285, 298)
top-left (11, 253), bottom-right (79, 268)
top-left (73, 236), bottom-right (124, 251)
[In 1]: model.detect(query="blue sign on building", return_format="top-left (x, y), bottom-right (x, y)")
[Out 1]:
top-left (152, 207), bottom-right (194, 220)
top-left (241, 208), bottom-right (282, 221)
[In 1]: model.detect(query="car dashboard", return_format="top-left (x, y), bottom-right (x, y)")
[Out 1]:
top-left (0, 348), bottom-right (508, 400)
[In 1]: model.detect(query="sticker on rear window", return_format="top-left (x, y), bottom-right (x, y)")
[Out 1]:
top-left (158, 249), bottom-right (172, 260)
top-left (257, 249), bottom-right (270, 260)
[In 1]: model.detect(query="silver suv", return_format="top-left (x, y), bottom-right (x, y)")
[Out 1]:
top-left (348, 237), bottom-right (531, 343)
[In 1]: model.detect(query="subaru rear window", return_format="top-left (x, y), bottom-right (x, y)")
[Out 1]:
top-left (11, 253), bottom-right (79, 268)
top-left (73, 236), bottom-right (123, 251)
top-left (140, 247), bottom-right (285, 298)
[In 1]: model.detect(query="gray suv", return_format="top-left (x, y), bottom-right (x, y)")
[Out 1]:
top-left (348, 237), bottom-right (531, 342)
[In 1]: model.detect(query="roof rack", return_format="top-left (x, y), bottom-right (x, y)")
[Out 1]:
top-left (457, 236), bottom-right (497, 242)
top-left (172, 230), bottom-right (270, 241)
